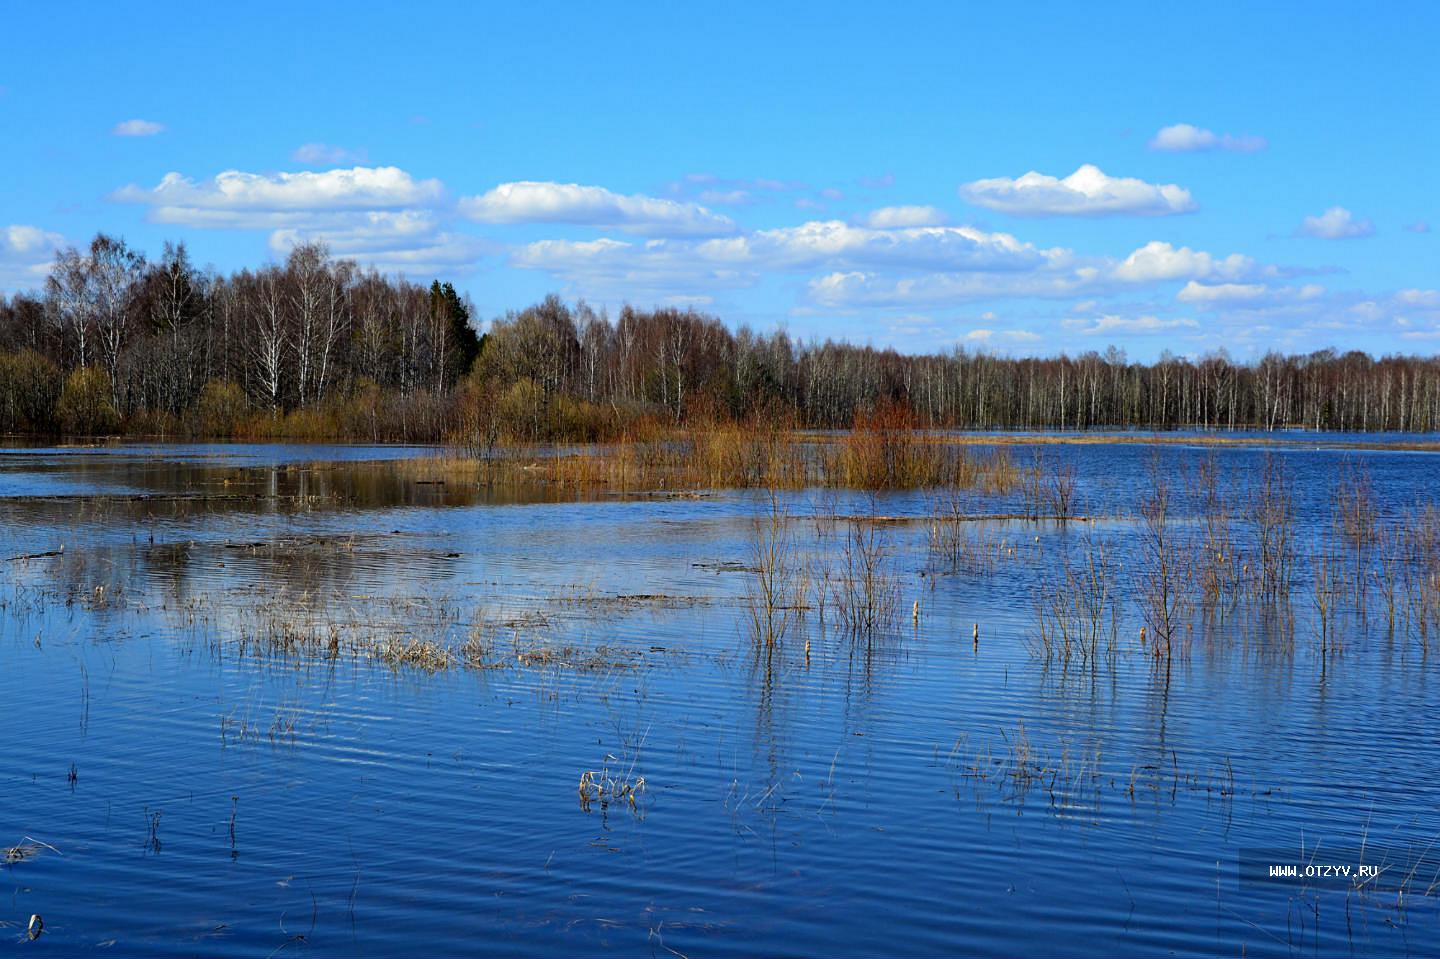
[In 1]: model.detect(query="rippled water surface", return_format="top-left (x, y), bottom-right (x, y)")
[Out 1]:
top-left (1, 438), bottom-right (1437, 956)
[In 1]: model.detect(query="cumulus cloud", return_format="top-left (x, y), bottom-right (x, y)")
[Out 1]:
top-left (512, 238), bottom-right (753, 297)
top-left (270, 217), bottom-right (489, 274)
top-left (746, 220), bottom-right (1058, 272)
top-left (1177, 281), bottom-right (1268, 303)
top-left (1396, 288), bottom-right (1440, 308)
top-left (1148, 123), bottom-right (1266, 153)
top-left (1, 224), bottom-right (65, 292)
top-left (262, 203), bottom-right (498, 272)
top-left (507, 207), bottom-right (1315, 317)
top-left (509, 214), bottom-right (1305, 314)
top-left (1404, 220), bottom-right (1431, 234)
top-left (114, 166), bottom-right (445, 227)
top-left (806, 270), bottom-right (1096, 309)
top-left (965, 328), bottom-right (1041, 344)
top-left (3, 225), bottom-right (62, 255)
top-left (262, 206), bottom-right (492, 276)
top-left (112, 119), bottom-right (165, 137)
top-left (507, 219), bottom-right (1069, 300)
top-left (1064, 314), bottom-right (1200, 335)
top-left (1112, 241), bottom-right (1254, 283)
top-left (266, 210), bottom-right (443, 254)
top-left (110, 165), bottom-right (489, 276)
top-left (291, 143), bottom-right (367, 165)
top-left (1298, 206), bottom-right (1374, 239)
top-left (460, 181), bottom-right (736, 237)
top-left (1177, 281), bottom-right (1325, 307)
top-left (800, 238), bottom-right (1300, 312)
top-left (861, 205), bottom-right (948, 229)
top-left (959, 164), bottom-right (1196, 217)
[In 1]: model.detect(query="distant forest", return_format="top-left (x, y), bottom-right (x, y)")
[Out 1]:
top-left (2, 233), bottom-right (1438, 442)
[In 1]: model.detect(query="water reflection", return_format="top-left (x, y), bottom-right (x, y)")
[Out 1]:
top-left (0, 441), bottom-right (1437, 956)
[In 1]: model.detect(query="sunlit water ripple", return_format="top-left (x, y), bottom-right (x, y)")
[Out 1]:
top-left (0, 439), bottom-right (1437, 956)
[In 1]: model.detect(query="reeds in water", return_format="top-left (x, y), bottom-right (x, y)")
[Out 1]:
top-left (831, 505), bottom-right (900, 635)
top-left (1193, 453), bottom-right (1242, 612)
top-left (1032, 530), bottom-right (1120, 670)
top-left (745, 489), bottom-right (803, 651)
top-left (1332, 458), bottom-right (1379, 609)
top-left (1250, 453), bottom-right (1297, 603)
top-left (1137, 453), bottom-right (1191, 667)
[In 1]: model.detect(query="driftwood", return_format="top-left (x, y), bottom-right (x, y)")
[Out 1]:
top-left (6, 547), bottom-right (64, 562)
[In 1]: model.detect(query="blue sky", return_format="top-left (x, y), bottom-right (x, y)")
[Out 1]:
top-left (2, 0), bottom-right (1436, 359)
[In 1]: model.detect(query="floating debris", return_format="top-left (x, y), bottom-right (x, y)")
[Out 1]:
top-left (3, 836), bottom-right (59, 865)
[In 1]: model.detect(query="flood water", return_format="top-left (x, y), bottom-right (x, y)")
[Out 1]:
top-left (1, 438), bottom-right (1437, 956)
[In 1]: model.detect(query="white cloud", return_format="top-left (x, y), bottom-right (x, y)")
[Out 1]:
top-left (266, 210), bottom-right (441, 254)
top-left (460, 181), bottom-right (736, 237)
top-left (508, 219), bottom-right (1065, 299)
top-left (1298, 206), bottom-right (1374, 239)
top-left (1177, 281), bottom-right (1268, 303)
top-left (959, 164), bottom-right (1196, 217)
top-left (1396, 288), bottom-right (1440, 308)
top-left (1177, 281), bottom-right (1325, 306)
top-left (862, 205), bottom-right (948, 229)
top-left (965, 328), bottom-right (1040, 344)
top-left (1112, 241), bottom-right (1254, 283)
top-left (806, 269), bottom-right (1094, 309)
top-left (113, 119), bottom-right (165, 137)
top-left (669, 175), bottom-right (800, 206)
top-left (4, 225), bottom-right (61, 255)
top-left (1148, 123), bottom-right (1266, 153)
top-left (1065, 314), bottom-right (1200, 335)
top-left (1404, 220), bottom-right (1431, 234)
top-left (698, 189), bottom-right (752, 206)
top-left (111, 165), bottom-right (490, 276)
top-left (512, 237), bottom-right (754, 298)
top-left (259, 206), bottom-right (493, 276)
top-left (114, 166), bottom-right (444, 226)
top-left (1, 224), bottom-right (65, 292)
top-left (507, 214), bottom-right (1306, 315)
top-left (746, 220), bottom-right (1057, 272)
top-left (291, 143), bottom-right (367, 165)
top-left (521, 225), bottom-right (1288, 311)
top-left (94, 164), bottom-right (1431, 348)
top-left (270, 217), bottom-right (488, 275)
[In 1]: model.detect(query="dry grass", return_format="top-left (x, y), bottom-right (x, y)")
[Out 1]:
top-left (578, 739), bottom-right (648, 815)
top-left (1250, 453), bottom-right (1297, 603)
top-left (1190, 454), bottom-right (1243, 613)
top-left (1032, 530), bottom-right (1120, 669)
top-left (745, 489), bottom-right (804, 651)
top-left (374, 636), bottom-right (455, 671)
top-left (396, 421), bottom-right (1042, 493)
top-left (3, 837), bottom-right (58, 864)
top-left (1137, 453), bottom-right (1191, 668)
top-left (831, 507), bottom-right (901, 635)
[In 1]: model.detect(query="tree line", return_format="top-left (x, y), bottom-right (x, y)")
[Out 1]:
top-left (1, 232), bottom-right (1438, 441)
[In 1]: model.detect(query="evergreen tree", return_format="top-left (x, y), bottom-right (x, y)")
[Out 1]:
top-left (431, 280), bottom-right (480, 376)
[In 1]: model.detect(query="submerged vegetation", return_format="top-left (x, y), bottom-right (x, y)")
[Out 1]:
top-left (5, 439), bottom-right (1440, 955)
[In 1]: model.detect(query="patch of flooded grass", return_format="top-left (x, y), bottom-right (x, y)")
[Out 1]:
top-left (6, 441), bottom-right (1440, 955)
